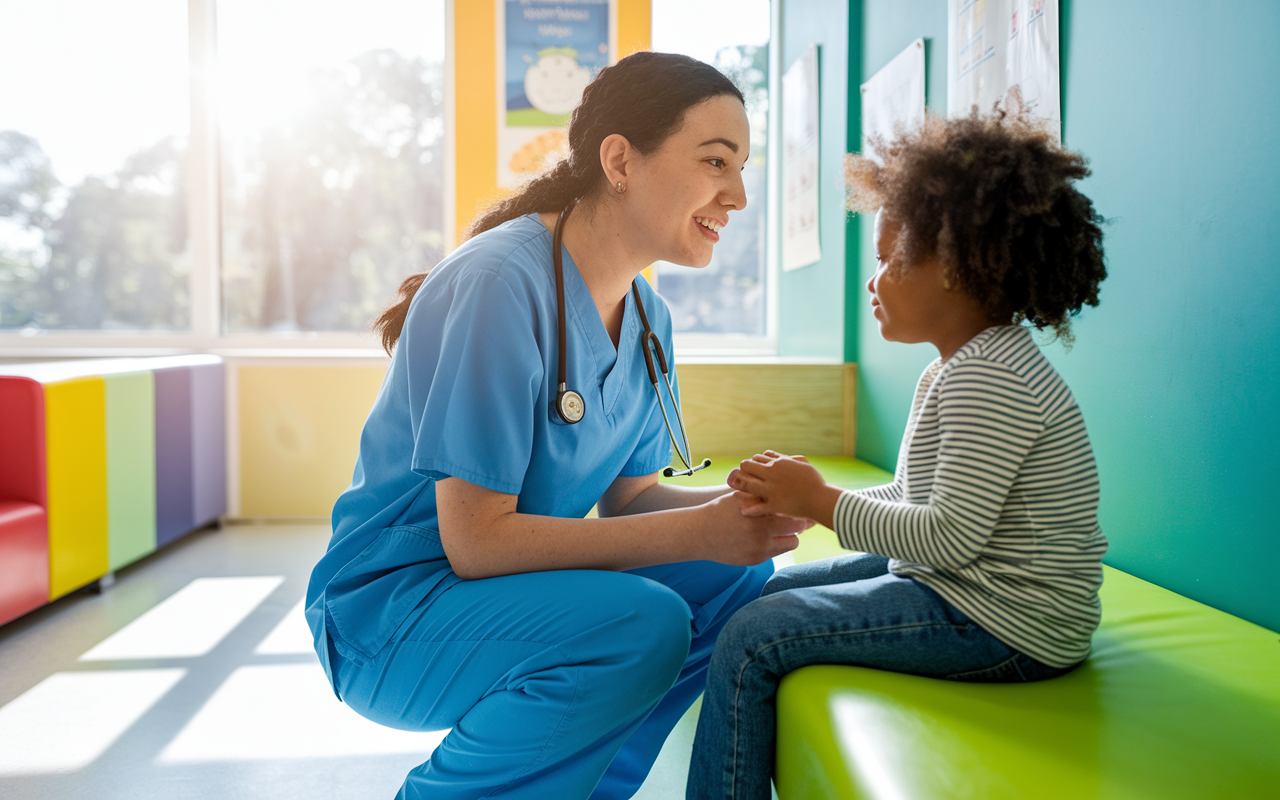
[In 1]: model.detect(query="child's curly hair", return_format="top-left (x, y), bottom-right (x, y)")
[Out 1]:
top-left (846, 107), bottom-right (1106, 343)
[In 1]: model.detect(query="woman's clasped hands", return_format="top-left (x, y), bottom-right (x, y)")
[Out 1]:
top-left (696, 490), bottom-right (808, 566)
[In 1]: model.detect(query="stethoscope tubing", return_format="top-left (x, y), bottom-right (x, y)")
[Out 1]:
top-left (552, 202), bottom-right (708, 477)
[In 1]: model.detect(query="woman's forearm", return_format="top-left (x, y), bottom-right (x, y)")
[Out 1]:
top-left (436, 476), bottom-right (800, 580)
top-left (446, 504), bottom-right (712, 579)
top-left (612, 481), bottom-right (732, 515)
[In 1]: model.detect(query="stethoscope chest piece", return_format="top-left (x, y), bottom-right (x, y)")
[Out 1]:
top-left (556, 386), bottom-right (585, 424)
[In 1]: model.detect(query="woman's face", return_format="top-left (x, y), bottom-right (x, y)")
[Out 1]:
top-left (867, 211), bottom-right (953, 344)
top-left (625, 95), bottom-right (751, 268)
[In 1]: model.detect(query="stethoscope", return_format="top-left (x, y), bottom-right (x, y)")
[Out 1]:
top-left (552, 202), bottom-right (711, 478)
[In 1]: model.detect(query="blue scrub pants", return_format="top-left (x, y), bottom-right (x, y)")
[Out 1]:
top-left (333, 559), bottom-right (773, 799)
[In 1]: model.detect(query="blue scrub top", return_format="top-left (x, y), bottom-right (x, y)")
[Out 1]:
top-left (306, 214), bottom-right (678, 686)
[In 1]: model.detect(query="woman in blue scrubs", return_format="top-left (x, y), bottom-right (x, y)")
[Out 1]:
top-left (305, 52), bottom-right (805, 799)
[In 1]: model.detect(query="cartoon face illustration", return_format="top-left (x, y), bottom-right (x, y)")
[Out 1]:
top-left (524, 50), bottom-right (592, 116)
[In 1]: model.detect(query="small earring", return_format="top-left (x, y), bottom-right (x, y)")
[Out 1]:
top-left (943, 277), bottom-right (953, 291)
top-left (616, 181), bottom-right (626, 194)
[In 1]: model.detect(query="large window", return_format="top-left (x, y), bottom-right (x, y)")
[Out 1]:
top-left (652, 0), bottom-right (772, 348)
top-left (0, 1), bottom-right (191, 332)
top-left (218, 0), bottom-right (446, 333)
top-left (2, 0), bottom-right (773, 353)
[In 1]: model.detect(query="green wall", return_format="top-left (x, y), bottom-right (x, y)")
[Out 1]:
top-left (776, 0), bottom-right (850, 359)
top-left (849, 0), bottom-right (1280, 632)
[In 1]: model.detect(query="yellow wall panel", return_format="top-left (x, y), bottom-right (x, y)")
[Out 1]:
top-left (454, 0), bottom-right (498, 245)
top-left (238, 365), bottom-right (389, 518)
top-left (616, 0), bottom-right (651, 58)
top-left (44, 378), bottom-right (109, 598)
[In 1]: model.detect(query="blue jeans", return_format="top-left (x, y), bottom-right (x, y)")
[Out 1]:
top-left (332, 559), bottom-right (773, 799)
top-left (685, 554), bottom-right (1077, 800)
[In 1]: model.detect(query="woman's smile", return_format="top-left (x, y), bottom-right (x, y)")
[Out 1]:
top-left (695, 216), bottom-right (725, 242)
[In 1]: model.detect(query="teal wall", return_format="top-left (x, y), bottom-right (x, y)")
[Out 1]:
top-left (849, 0), bottom-right (1280, 632)
top-left (853, 0), bottom-right (950, 469)
top-left (776, 0), bottom-right (849, 359)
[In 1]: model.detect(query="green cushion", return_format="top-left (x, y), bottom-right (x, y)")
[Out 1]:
top-left (774, 561), bottom-right (1280, 799)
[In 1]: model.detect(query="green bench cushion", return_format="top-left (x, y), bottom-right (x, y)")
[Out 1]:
top-left (774, 566), bottom-right (1280, 799)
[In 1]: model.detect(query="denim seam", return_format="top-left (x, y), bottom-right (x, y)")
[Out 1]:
top-left (1013, 654), bottom-right (1028, 681)
top-left (726, 619), bottom-right (967, 797)
top-left (945, 652), bottom-right (1021, 681)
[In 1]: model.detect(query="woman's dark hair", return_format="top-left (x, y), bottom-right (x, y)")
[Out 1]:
top-left (845, 104), bottom-right (1107, 344)
top-left (375, 51), bottom-right (744, 354)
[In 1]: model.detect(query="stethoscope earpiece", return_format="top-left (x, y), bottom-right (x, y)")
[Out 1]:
top-left (663, 459), bottom-right (712, 479)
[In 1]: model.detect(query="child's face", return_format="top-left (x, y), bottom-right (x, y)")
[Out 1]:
top-left (867, 211), bottom-right (955, 346)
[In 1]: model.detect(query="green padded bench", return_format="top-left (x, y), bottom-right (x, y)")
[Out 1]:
top-left (671, 457), bottom-right (1280, 800)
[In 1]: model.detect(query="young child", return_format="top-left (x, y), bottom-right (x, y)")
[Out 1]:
top-left (685, 108), bottom-right (1109, 800)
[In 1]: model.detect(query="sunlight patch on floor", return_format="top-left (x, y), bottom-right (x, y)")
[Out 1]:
top-left (0, 669), bottom-right (187, 776)
top-left (81, 577), bottom-right (285, 661)
top-left (159, 662), bottom-right (446, 763)
top-left (254, 599), bottom-right (314, 655)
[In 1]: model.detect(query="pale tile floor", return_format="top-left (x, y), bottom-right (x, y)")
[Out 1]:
top-left (0, 523), bottom-right (755, 800)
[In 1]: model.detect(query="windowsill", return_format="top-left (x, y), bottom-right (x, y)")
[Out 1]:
top-left (0, 334), bottom-right (841, 365)
top-left (0, 331), bottom-right (388, 361)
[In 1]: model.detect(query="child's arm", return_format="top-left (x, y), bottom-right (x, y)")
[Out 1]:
top-left (734, 359), bottom-right (1043, 570)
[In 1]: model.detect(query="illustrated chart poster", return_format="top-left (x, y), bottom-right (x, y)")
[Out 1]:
top-left (782, 43), bottom-right (821, 272)
top-left (861, 38), bottom-right (925, 162)
top-left (498, 0), bottom-right (613, 188)
top-left (949, 0), bottom-right (1059, 139)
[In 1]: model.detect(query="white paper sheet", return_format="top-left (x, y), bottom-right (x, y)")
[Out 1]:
top-left (1006, 0), bottom-right (1061, 138)
top-left (782, 43), bottom-right (821, 272)
top-left (948, 0), bottom-right (1059, 138)
top-left (861, 38), bottom-right (926, 162)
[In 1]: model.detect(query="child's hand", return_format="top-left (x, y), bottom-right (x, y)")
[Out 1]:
top-left (727, 451), bottom-right (839, 529)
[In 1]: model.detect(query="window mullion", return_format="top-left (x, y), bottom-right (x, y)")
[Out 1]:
top-left (188, 0), bottom-right (222, 343)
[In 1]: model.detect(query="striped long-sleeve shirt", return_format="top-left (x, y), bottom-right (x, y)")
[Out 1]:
top-left (834, 326), bottom-right (1107, 667)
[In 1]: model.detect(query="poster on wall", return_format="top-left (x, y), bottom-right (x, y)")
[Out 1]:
top-left (782, 43), bottom-right (821, 272)
top-left (861, 38), bottom-right (925, 162)
top-left (1006, 0), bottom-right (1060, 137)
top-left (948, 0), bottom-right (1060, 138)
top-left (497, 0), bottom-right (615, 189)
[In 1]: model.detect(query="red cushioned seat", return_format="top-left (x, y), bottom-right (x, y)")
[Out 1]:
top-left (0, 375), bottom-right (50, 626)
top-left (0, 501), bottom-right (49, 626)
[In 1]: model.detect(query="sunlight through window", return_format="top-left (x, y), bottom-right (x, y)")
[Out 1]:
top-left (80, 577), bottom-right (284, 661)
top-left (217, 0), bottom-right (447, 333)
top-left (0, 0), bottom-right (190, 331)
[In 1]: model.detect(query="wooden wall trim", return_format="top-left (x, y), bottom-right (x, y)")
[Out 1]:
top-left (677, 363), bottom-right (856, 457)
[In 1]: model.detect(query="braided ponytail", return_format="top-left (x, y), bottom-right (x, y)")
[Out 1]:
top-left (374, 51), bottom-right (744, 354)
